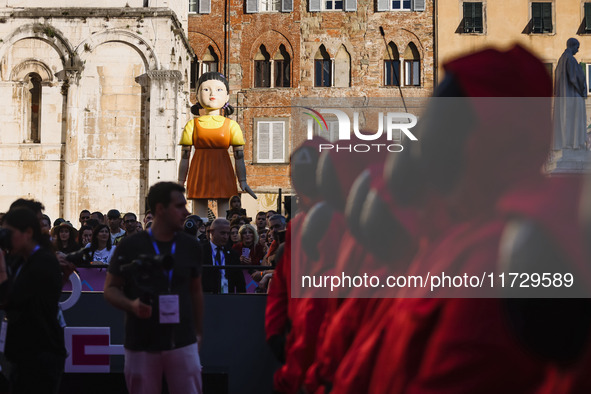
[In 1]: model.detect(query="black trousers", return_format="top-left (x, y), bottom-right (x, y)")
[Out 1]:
top-left (9, 352), bottom-right (65, 394)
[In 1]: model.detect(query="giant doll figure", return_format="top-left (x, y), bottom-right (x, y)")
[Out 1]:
top-left (178, 72), bottom-right (256, 216)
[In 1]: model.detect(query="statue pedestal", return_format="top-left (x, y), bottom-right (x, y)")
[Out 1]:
top-left (546, 149), bottom-right (591, 174)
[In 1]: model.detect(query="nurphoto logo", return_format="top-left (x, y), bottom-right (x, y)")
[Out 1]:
top-left (302, 107), bottom-right (418, 153)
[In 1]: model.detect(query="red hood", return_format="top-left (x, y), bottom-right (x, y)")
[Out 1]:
top-left (290, 136), bottom-right (329, 209)
top-left (443, 45), bottom-right (552, 217)
top-left (321, 135), bottom-right (390, 209)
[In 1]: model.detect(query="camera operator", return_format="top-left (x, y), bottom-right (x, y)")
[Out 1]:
top-left (0, 207), bottom-right (66, 394)
top-left (104, 182), bottom-right (204, 394)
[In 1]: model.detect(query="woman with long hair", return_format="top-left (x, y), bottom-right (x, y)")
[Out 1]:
top-left (0, 207), bottom-right (66, 393)
top-left (86, 224), bottom-right (115, 264)
top-left (52, 223), bottom-right (80, 254)
top-left (232, 223), bottom-right (264, 293)
top-left (226, 195), bottom-right (247, 220)
top-left (258, 228), bottom-right (269, 256)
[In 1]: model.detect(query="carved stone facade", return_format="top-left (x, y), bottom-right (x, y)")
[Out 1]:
top-left (0, 3), bottom-right (193, 221)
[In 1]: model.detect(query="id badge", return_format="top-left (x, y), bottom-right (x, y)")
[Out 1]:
top-left (0, 319), bottom-right (7, 353)
top-left (159, 294), bottom-right (180, 324)
top-left (57, 307), bottom-right (67, 328)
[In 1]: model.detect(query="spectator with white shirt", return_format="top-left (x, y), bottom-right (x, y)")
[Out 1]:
top-left (86, 224), bottom-right (115, 265)
top-left (107, 209), bottom-right (125, 244)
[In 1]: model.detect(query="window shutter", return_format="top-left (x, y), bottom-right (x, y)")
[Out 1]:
top-left (542, 3), bottom-right (552, 32)
top-left (412, 0), bottom-right (425, 12)
top-left (586, 3), bottom-right (591, 31)
top-left (246, 0), bottom-right (259, 13)
top-left (258, 122), bottom-right (270, 161)
top-left (309, 0), bottom-right (321, 12)
top-left (584, 63), bottom-right (591, 93)
top-left (532, 3), bottom-right (542, 32)
top-left (413, 61), bottom-right (420, 86)
top-left (190, 60), bottom-right (197, 89)
top-left (581, 62), bottom-right (590, 93)
top-left (474, 2), bottom-right (483, 32)
top-left (199, 0), bottom-right (211, 14)
top-left (189, 0), bottom-right (197, 12)
top-left (282, 0), bottom-right (293, 12)
top-left (271, 123), bottom-right (285, 161)
top-left (345, 0), bottom-right (357, 11)
top-left (331, 59), bottom-right (335, 87)
top-left (264, 61), bottom-right (271, 87)
top-left (376, 0), bottom-right (388, 12)
top-left (463, 3), bottom-right (472, 32)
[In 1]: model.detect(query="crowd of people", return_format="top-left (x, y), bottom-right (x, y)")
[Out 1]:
top-left (0, 194), bottom-right (288, 295)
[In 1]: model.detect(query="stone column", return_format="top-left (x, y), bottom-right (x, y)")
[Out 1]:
top-left (135, 70), bottom-right (185, 204)
top-left (59, 67), bottom-right (82, 221)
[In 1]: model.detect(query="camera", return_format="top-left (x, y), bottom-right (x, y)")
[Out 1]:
top-left (183, 215), bottom-right (203, 237)
top-left (119, 253), bottom-right (174, 274)
top-left (183, 219), bottom-right (198, 237)
top-left (65, 247), bottom-right (94, 267)
top-left (118, 254), bottom-right (175, 304)
top-left (0, 228), bottom-right (11, 250)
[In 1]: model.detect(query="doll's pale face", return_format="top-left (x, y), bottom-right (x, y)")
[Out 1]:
top-left (198, 79), bottom-right (229, 112)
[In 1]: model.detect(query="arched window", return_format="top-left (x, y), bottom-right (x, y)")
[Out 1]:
top-left (202, 46), bottom-right (219, 74)
top-left (274, 45), bottom-right (291, 88)
top-left (26, 73), bottom-right (42, 143)
top-left (190, 55), bottom-right (198, 89)
top-left (254, 45), bottom-right (271, 88)
top-left (384, 42), bottom-right (401, 86)
top-left (334, 45), bottom-right (351, 87)
top-left (403, 43), bottom-right (420, 86)
top-left (314, 45), bottom-right (332, 87)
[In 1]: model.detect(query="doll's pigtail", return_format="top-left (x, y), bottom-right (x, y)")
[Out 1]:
top-left (223, 102), bottom-right (235, 116)
top-left (190, 103), bottom-right (203, 116)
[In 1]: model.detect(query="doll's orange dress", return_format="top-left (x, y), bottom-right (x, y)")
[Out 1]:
top-left (180, 115), bottom-right (245, 199)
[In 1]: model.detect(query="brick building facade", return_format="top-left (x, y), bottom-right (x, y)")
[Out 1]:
top-left (187, 0), bottom-right (434, 213)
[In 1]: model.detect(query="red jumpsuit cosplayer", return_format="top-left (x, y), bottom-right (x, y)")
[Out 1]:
top-left (268, 136), bottom-right (387, 393)
top-left (304, 162), bottom-right (422, 394)
top-left (265, 138), bottom-right (326, 392)
top-left (367, 45), bottom-right (591, 393)
top-left (328, 167), bottom-right (452, 394)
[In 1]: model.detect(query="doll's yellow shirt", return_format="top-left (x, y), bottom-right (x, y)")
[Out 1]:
top-left (179, 115), bottom-right (245, 146)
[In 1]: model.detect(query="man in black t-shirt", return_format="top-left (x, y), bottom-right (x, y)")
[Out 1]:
top-left (104, 182), bottom-right (203, 394)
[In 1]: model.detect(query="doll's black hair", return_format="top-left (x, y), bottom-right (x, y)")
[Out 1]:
top-left (190, 71), bottom-right (235, 116)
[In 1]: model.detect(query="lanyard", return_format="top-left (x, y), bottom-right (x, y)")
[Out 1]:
top-left (148, 229), bottom-right (175, 288)
top-left (30, 245), bottom-right (40, 256)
